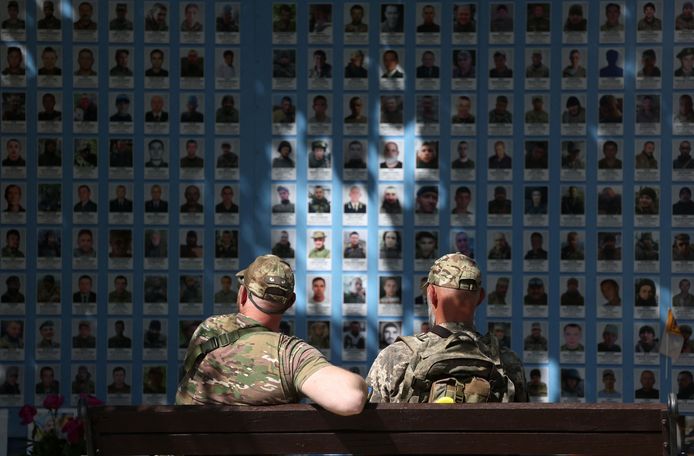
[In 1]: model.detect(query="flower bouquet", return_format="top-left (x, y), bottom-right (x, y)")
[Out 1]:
top-left (18, 393), bottom-right (100, 456)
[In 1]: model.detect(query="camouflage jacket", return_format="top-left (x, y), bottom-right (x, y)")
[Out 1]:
top-left (366, 321), bottom-right (528, 403)
top-left (176, 313), bottom-right (329, 405)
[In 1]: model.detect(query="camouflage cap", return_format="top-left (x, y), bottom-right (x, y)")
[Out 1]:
top-left (312, 140), bottom-right (328, 150)
top-left (603, 324), bottom-right (618, 336)
top-left (311, 231), bottom-right (326, 239)
top-left (417, 185), bottom-right (438, 197)
top-left (39, 320), bottom-right (54, 329)
top-left (493, 232), bottom-right (507, 242)
top-left (235, 255), bottom-right (295, 308)
top-left (676, 233), bottom-right (691, 242)
top-left (563, 368), bottom-right (581, 380)
top-left (569, 4), bottom-right (583, 15)
top-left (566, 141), bottom-right (580, 152)
top-left (421, 253), bottom-right (481, 292)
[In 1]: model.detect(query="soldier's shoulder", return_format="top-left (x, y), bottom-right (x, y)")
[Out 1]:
top-left (277, 333), bottom-right (309, 351)
top-left (195, 314), bottom-right (240, 337)
top-left (367, 340), bottom-right (415, 390)
top-left (373, 339), bottom-right (417, 367)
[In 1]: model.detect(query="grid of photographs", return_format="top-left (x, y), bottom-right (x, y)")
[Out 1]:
top-left (0, 0), bottom-right (241, 407)
top-left (2, 1), bottom-right (694, 408)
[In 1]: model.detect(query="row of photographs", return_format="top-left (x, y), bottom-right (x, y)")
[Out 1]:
top-left (3, 182), bottom-right (694, 227)
top-left (253, 91), bottom-right (694, 138)
top-left (0, 317), bottom-right (686, 363)
top-left (4, 1), bottom-right (692, 46)
top-left (6, 90), bottom-right (694, 136)
top-left (1, 45), bottom-right (241, 90)
top-left (6, 44), bottom-right (694, 91)
top-left (1, 264), bottom-right (693, 316)
top-left (1, 227), bottom-right (241, 269)
top-left (1, 92), bottom-right (238, 136)
top-left (3, 226), bottom-right (694, 268)
top-left (1, 0), bottom-right (239, 44)
top-left (0, 363), bottom-right (683, 406)
top-left (3, 137), bottom-right (694, 181)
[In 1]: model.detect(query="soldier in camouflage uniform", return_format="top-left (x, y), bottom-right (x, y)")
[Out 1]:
top-left (308, 185), bottom-right (331, 213)
top-left (308, 231), bottom-right (331, 259)
top-left (367, 253), bottom-right (528, 402)
top-left (524, 96), bottom-right (549, 124)
top-left (523, 322), bottom-right (548, 351)
top-left (176, 254), bottom-right (367, 415)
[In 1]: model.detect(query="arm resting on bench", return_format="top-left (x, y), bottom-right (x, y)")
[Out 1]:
top-left (300, 365), bottom-right (368, 416)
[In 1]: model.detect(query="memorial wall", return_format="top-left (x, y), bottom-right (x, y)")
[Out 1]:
top-left (1, 0), bottom-right (694, 436)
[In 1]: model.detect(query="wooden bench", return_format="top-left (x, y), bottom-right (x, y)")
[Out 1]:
top-left (83, 398), bottom-right (680, 455)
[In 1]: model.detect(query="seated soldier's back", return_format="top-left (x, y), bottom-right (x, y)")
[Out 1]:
top-left (367, 322), bottom-right (527, 403)
top-left (176, 313), bottom-right (329, 405)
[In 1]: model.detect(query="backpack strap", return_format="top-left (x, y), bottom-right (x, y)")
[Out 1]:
top-left (483, 333), bottom-right (516, 402)
top-left (396, 334), bottom-right (429, 403)
top-left (183, 325), bottom-right (269, 379)
top-left (429, 325), bottom-right (453, 339)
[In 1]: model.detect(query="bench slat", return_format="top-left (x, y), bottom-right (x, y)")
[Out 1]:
top-left (95, 431), bottom-right (666, 456)
top-left (89, 403), bottom-right (667, 434)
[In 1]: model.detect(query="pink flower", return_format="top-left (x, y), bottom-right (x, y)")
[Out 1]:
top-left (62, 417), bottom-right (85, 444)
top-left (79, 393), bottom-right (104, 407)
top-left (18, 405), bottom-right (37, 425)
top-left (42, 394), bottom-right (64, 410)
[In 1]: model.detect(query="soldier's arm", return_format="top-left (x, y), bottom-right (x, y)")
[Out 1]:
top-left (300, 366), bottom-right (368, 416)
top-left (286, 337), bottom-right (367, 416)
top-left (366, 354), bottom-right (391, 402)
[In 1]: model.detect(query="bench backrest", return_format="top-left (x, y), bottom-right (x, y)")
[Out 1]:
top-left (84, 401), bottom-right (676, 455)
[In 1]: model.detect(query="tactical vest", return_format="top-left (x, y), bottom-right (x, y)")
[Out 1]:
top-left (397, 325), bottom-right (515, 403)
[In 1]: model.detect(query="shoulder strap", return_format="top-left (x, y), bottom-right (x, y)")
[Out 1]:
top-left (430, 325), bottom-right (453, 339)
top-left (396, 334), bottom-right (428, 403)
top-left (183, 325), bottom-right (268, 379)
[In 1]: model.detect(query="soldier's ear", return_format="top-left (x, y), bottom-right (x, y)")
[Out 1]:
top-left (237, 285), bottom-right (248, 309)
top-left (476, 287), bottom-right (486, 307)
top-left (285, 292), bottom-right (296, 310)
top-left (427, 285), bottom-right (438, 308)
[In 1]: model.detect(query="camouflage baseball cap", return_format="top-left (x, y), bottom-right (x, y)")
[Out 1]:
top-left (235, 255), bottom-right (295, 307)
top-left (603, 324), bottom-right (618, 336)
top-left (421, 253), bottom-right (481, 292)
top-left (563, 368), bottom-right (581, 380)
top-left (678, 48), bottom-right (694, 59)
